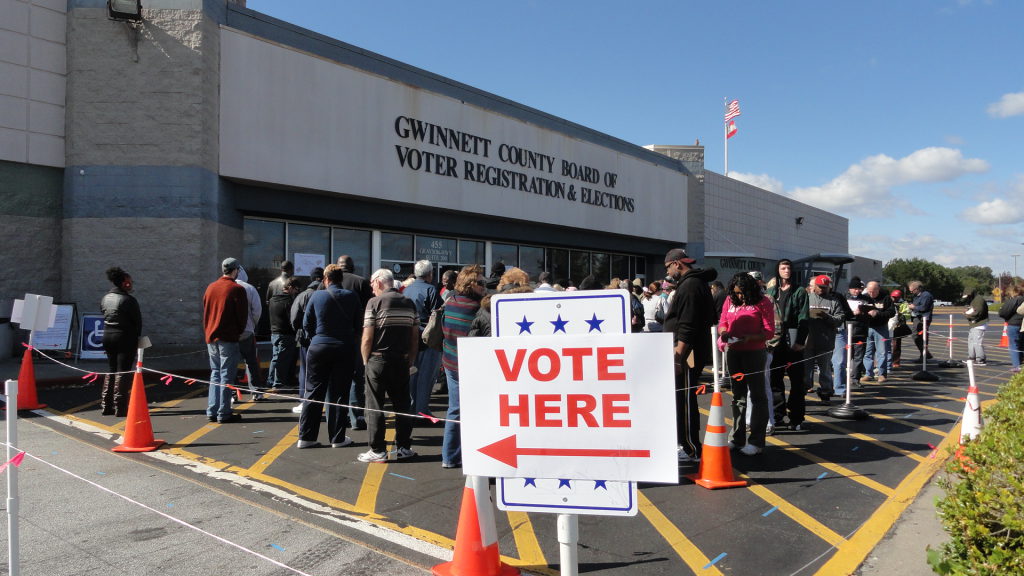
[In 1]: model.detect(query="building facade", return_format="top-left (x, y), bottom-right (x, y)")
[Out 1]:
top-left (1, 0), bottom-right (848, 351)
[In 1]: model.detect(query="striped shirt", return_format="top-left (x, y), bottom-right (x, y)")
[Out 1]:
top-left (441, 294), bottom-right (481, 379)
top-left (363, 289), bottom-right (417, 355)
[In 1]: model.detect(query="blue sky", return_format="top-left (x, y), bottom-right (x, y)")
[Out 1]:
top-left (247, 0), bottom-right (1023, 275)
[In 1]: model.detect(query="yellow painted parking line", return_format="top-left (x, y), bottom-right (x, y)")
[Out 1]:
top-left (765, 441), bottom-right (895, 496)
top-left (506, 511), bottom-right (547, 567)
top-left (898, 401), bottom-right (960, 416)
top-left (355, 427), bottom-right (396, 513)
top-left (801, 418), bottom-right (926, 463)
top-left (638, 492), bottom-right (724, 575)
top-left (174, 402), bottom-right (257, 447)
top-left (247, 425), bottom-right (299, 475)
top-left (866, 411), bottom-right (946, 436)
top-left (59, 380), bottom-right (160, 416)
top-left (700, 407), bottom-right (895, 496)
top-left (741, 478), bottom-right (846, 548)
top-left (813, 414), bottom-right (962, 575)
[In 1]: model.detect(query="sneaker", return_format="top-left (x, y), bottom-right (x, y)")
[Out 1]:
top-left (291, 404), bottom-right (303, 414)
top-left (877, 375), bottom-right (887, 383)
top-left (391, 447), bottom-right (418, 460)
top-left (331, 437), bottom-right (354, 448)
top-left (357, 449), bottom-right (388, 463)
top-left (251, 394), bottom-right (264, 402)
top-left (217, 413), bottom-right (242, 424)
top-left (792, 422), bottom-right (810, 432)
top-left (766, 424), bottom-right (776, 436)
top-left (296, 440), bottom-right (322, 449)
top-left (974, 360), bottom-right (987, 366)
top-left (207, 415), bottom-right (217, 422)
top-left (739, 444), bottom-right (762, 456)
top-left (441, 461), bottom-right (461, 469)
top-left (859, 375), bottom-right (873, 383)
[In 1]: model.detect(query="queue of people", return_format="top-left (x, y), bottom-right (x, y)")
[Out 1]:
top-left (98, 250), bottom-right (964, 469)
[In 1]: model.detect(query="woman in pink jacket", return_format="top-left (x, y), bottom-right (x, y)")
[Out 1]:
top-left (718, 272), bottom-right (775, 456)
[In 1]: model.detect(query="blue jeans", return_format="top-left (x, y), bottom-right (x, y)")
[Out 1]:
top-left (805, 347), bottom-right (834, 396)
top-left (1008, 326), bottom-right (1022, 370)
top-left (268, 333), bottom-right (297, 389)
top-left (967, 326), bottom-right (986, 362)
top-left (864, 326), bottom-right (891, 377)
top-left (409, 347), bottom-right (441, 416)
top-left (349, 355), bottom-right (366, 427)
top-left (207, 340), bottom-right (239, 419)
top-left (441, 371), bottom-right (461, 466)
top-left (238, 334), bottom-right (263, 393)
top-left (832, 330), bottom-right (848, 394)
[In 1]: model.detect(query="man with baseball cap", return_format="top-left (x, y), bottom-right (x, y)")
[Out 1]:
top-left (661, 248), bottom-right (717, 462)
top-left (203, 257), bottom-right (249, 423)
top-left (804, 275), bottom-right (849, 412)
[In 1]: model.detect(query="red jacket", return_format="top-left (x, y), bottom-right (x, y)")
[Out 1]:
top-left (203, 276), bottom-right (248, 343)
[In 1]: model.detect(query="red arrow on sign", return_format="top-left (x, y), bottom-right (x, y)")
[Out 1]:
top-left (478, 434), bottom-right (651, 468)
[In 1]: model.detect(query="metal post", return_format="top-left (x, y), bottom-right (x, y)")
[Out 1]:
top-left (828, 323), bottom-right (868, 419)
top-left (6, 379), bottom-right (20, 576)
top-left (557, 513), bottom-right (578, 576)
top-left (912, 316), bottom-right (939, 381)
top-left (844, 323), bottom-right (853, 405)
top-left (711, 325), bottom-right (721, 393)
top-left (939, 314), bottom-right (961, 368)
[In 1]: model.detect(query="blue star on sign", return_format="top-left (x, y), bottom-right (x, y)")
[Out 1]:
top-left (551, 315), bottom-right (569, 333)
top-left (594, 480), bottom-right (608, 490)
top-left (585, 313), bottom-right (604, 333)
top-left (523, 478), bottom-right (537, 487)
top-left (516, 316), bottom-right (534, 334)
top-left (558, 479), bottom-right (572, 489)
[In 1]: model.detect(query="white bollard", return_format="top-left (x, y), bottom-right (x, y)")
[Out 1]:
top-left (557, 513), bottom-right (579, 576)
top-left (6, 379), bottom-right (20, 576)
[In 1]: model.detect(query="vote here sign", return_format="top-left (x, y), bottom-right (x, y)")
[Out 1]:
top-left (459, 332), bottom-right (677, 483)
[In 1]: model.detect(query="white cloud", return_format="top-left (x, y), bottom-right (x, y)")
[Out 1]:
top-left (987, 91), bottom-right (1024, 118)
top-left (728, 172), bottom-right (783, 193)
top-left (787, 147), bottom-right (989, 217)
top-left (961, 175), bottom-right (1024, 224)
top-left (944, 135), bottom-right (965, 146)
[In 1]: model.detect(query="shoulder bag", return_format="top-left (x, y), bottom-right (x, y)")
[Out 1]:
top-left (422, 304), bottom-right (446, 350)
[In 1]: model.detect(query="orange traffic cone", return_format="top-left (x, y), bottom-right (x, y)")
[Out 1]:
top-left (112, 368), bottom-right (165, 453)
top-left (687, 391), bottom-right (746, 489)
top-left (13, 346), bottom-right (46, 410)
top-left (999, 323), bottom-right (1009, 348)
top-left (432, 475), bottom-right (519, 576)
top-left (960, 384), bottom-right (983, 444)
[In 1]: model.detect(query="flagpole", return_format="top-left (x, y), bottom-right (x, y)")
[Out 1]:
top-left (723, 97), bottom-right (729, 176)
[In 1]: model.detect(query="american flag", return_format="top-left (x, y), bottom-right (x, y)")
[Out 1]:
top-left (724, 99), bottom-right (741, 122)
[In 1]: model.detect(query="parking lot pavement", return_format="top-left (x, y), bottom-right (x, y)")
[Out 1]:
top-left (0, 318), bottom-right (1010, 575)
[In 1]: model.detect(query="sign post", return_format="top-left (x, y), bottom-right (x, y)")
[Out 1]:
top-left (459, 289), bottom-right (677, 576)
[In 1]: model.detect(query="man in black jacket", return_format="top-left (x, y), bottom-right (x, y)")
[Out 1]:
top-left (268, 276), bottom-right (301, 391)
top-left (338, 255), bottom-right (374, 430)
top-left (661, 248), bottom-right (717, 463)
top-left (290, 267), bottom-right (323, 414)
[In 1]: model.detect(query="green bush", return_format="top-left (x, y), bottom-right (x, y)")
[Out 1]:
top-left (929, 376), bottom-right (1024, 575)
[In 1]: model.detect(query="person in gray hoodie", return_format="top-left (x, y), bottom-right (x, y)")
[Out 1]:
top-left (804, 275), bottom-right (849, 412)
top-left (963, 288), bottom-right (989, 365)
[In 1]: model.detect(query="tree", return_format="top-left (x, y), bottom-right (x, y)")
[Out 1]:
top-left (951, 265), bottom-right (994, 296)
top-left (883, 258), bottom-right (964, 302)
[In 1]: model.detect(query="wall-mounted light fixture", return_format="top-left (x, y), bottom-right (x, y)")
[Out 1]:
top-left (108, 0), bottom-right (142, 21)
top-left (795, 217), bottom-right (805, 226)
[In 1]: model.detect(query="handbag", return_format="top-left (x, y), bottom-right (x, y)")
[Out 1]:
top-left (421, 304), bottom-right (445, 350)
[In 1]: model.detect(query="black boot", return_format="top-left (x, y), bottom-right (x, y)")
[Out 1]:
top-left (100, 375), bottom-right (115, 415)
top-left (113, 375), bottom-right (129, 417)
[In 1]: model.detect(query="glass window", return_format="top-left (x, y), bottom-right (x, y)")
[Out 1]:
top-left (459, 240), bottom-right (484, 266)
top-left (416, 236), bottom-right (457, 264)
top-left (611, 254), bottom-right (629, 282)
top-left (591, 252), bottom-right (610, 286)
top-left (332, 227), bottom-right (371, 277)
top-left (243, 218), bottom-right (285, 338)
top-left (381, 261), bottom-right (415, 284)
top-left (547, 248), bottom-right (569, 285)
top-left (518, 245), bottom-right (545, 281)
top-left (289, 223), bottom-right (331, 275)
top-left (381, 232), bottom-right (413, 262)
top-left (570, 250), bottom-right (590, 283)
top-left (632, 256), bottom-right (648, 283)
top-left (492, 243), bottom-right (518, 269)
